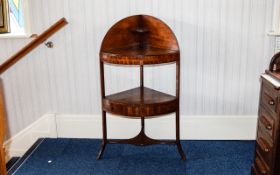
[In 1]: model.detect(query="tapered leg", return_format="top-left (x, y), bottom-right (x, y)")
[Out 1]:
top-left (176, 109), bottom-right (186, 160)
top-left (97, 111), bottom-right (107, 160)
top-left (176, 142), bottom-right (186, 160)
top-left (96, 141), bottom-right (106, 160)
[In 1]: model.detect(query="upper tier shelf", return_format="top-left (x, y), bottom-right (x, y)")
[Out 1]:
top-left (100, 46), bottom-right (179, 65)
top-left (100, 15), bottom-right (179, 65)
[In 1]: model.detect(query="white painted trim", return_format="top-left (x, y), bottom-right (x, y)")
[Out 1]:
top-left (22, 0), bottom-right (32, 37)
top-left (4, 113), bottom-right (258, 162)
top-left (267, 31), bottom-right (280, 36)
top-left (4, 114), bottom-right (57, 161)
top-left (55, 114), bottom-right (258, 140)
top-left (0, 34), bottom-right (32, 39)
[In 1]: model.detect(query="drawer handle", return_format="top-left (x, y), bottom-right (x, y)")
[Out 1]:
top-left (269, 100), bottom-right (275, 105)
top-left (266, 125), bottom-right (272, 130)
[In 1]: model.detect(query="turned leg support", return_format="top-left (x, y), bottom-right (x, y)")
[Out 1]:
top-left (97, 111), bottom-right (107, 160)
top-left (176, 109), bottom-right (186, 160)
top-left (176, 142), bottom-right (186, 160)
top-left (97, 110), bottom-right (186, 160)
top-left (96, 141), bottom-right (106, 160)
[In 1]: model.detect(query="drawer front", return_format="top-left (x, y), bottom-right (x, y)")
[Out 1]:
top-left (254, 153), bottom-right (270, 175)
top-left (256, 135), bottom-right (273, 166)
top-left (260, 83), bottom-right (278, 115)
top-left (258, 107), bottom-right (276, 140)
top-left (252, 165), bottom-right (268, 175)
top-left (252, 165), bottom-right (258, 175)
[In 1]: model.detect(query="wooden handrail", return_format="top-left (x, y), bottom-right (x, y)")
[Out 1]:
top-left (0, 17), bottom-right (68, 74)
top-left (0, 17), bottom-right (68, 175)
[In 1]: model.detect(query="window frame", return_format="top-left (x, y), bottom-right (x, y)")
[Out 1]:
top-left (0, 0), bottom-right (10, 33)
top-left (0, 0), bottom-right (31, 38)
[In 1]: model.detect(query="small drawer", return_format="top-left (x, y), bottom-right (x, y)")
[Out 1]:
top-left (260, 84), bottom-right (278, 114)
top-left (259, 107), bottom-right (276, 140)
top-left (254, 154), bottom-right (270, 175)
top-left (256, 136), bottom-right (273, 166)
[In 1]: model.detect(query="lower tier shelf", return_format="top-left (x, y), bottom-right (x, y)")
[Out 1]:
top-left (107, 131), bottom-right (177, 146)
top-left (96, 122), bottom-right (186, 160)
top-left (102, 87), bottom-right (178, 117)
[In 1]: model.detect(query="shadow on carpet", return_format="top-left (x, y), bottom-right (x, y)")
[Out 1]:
top-left (11, 138), bottom-right (255, 175)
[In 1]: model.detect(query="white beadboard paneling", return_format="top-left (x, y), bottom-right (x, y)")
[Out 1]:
top-left (0, 0), bottom-right (275, 137)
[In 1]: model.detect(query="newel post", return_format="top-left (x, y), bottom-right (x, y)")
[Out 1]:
top-left (0, 78), bottom-right (7, 175)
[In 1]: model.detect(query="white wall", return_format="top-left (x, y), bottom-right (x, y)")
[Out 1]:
top-left (0, 0), bottom-right (275, 138)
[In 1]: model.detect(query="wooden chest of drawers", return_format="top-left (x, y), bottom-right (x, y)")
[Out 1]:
top-left (252, 74), bottom-right (280, 175)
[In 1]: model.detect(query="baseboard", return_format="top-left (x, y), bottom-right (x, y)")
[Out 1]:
top-left (4, 114), bottom-right (57, 161)
top-left (55, 114), bottom-right (258, 140)
top-left (4, 113), bottom-right (258, 161)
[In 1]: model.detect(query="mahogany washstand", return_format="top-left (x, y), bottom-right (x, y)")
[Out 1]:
top-left (97, 15), bottom-right (186, 160)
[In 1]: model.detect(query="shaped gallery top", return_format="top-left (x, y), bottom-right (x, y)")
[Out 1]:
top-left (100, 15), bottom-right (180, 65)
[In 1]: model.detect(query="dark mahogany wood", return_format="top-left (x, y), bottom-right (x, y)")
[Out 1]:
top-left (252, 52), bottom-right (280, 175)
top-left (100, 47), bottom-right (179, 65)
top-left (102, 87), bottom-right (178, 117)
top-left (100, 15), bottom-right (179, 65)
top-left (100, 15), bottom-right (179, 53)
top-left (97, 15), bottom-right (186, 160)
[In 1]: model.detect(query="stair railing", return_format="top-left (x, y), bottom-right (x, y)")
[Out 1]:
top-left (0, 17), bottom-right (68, 175)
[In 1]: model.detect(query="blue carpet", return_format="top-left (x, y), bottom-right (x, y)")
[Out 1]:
top-left (12, 139), bottom-right (255, 175)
